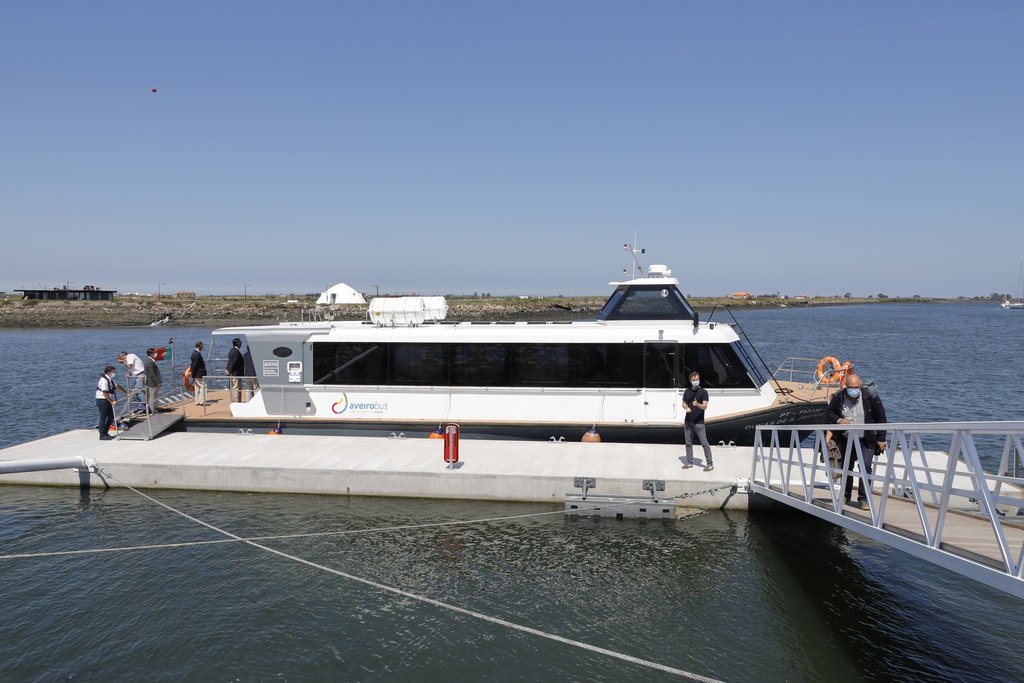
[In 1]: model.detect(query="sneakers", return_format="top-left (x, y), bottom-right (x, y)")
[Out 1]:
top-left (852, 499), bottom-right (867, 510)
top-left (99, 434), bottom-right (114, 441)
top-left (681, 463), bottom-right (693, 469)
top-left (703, 465), bottom-right (715, 472)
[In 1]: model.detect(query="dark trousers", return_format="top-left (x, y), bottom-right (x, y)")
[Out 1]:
top-left (97, 398), bottom-right (114, 438)
top-left (836, 436), bottom-right (874, 501)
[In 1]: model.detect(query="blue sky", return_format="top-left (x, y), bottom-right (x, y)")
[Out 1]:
top-left (1, 2), bottom-right (1021, 297)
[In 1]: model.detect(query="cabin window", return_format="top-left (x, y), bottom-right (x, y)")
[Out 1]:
top-left (451, 344), bottom-right (508, 386)
top-left (575, 344), bottom-right (643, 387)
top-left (313, 342), bottom-right (388, 385)
top-left (391, 344), bottom-right (448, 385)
top-left (512, 344), bottom-right (570, 386)
top-left (683, 344), bottom-right (756, 388)
top-left (644, 343), bottom-right (679, 388)
top-left (597, 285), bottom-right (694, 321)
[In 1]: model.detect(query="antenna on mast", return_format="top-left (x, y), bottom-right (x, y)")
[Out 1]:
top-left (623, 232), bottom-right (646, 278)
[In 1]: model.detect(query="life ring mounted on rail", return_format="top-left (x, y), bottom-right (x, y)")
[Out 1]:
top-left (815, 356), bottom-right (853, 386)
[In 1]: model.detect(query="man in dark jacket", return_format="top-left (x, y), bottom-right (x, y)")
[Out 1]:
top-left (144, 347), bottom-right (163, 413)
top-left (190, 340), bottom-right (208, 406)
top-left (826, 373), bottom-right (888, 509)
top-left (227, 337), bottom-right (245, 403)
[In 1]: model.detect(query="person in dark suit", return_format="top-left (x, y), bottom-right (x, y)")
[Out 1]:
top-left (190, 340), bottom-right (208, 406)
top-left (242, 345), bottom-right (258, 400)
top-left (826, 374), bottom-right (888, 509)
top-left (227, 337), bottom-right (245, 403)
top-left (144, 347), bottom-right (163, 413)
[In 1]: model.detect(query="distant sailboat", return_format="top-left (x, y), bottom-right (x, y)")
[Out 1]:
top-left (1002, 262), bottom-right (1024, 310)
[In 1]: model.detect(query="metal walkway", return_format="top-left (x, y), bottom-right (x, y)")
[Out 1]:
top-left (117, 412), bottom-right (184, 441)
top-left (750, 421), bottom-right (1024, 599)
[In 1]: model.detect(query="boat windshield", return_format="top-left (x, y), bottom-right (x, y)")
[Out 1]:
top-left (596, 285), bottom-right (695, 321)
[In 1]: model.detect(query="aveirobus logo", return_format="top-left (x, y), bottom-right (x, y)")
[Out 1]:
top-left (331, 394), bottom-right (388, 414)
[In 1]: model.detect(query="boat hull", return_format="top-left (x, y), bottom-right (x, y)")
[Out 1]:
top-left (179, 400), bottom-right (828, 447)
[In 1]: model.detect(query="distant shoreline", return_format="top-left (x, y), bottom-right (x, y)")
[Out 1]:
top-left (0, 295), bottom-right (994, 328)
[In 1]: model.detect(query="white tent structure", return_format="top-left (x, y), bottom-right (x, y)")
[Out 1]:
top-left (316, 282), bottom-right (366, 305)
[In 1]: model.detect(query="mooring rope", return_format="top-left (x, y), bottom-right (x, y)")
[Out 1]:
top-left (0, 500), bottom-right (636, 561)
top-left (0, 481), bottom-right (738, 562)
top-left (90, 476), bottom-right (725, 682)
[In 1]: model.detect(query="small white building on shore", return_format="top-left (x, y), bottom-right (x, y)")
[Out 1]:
top-left (316, 282), bottom-right (366, 305)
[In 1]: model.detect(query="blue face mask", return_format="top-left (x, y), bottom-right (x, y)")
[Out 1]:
top-left (846, 387), bottom-right (861, 399)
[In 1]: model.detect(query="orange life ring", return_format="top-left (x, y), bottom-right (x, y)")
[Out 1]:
top-left (183, 367), bottom-right (194, 392)
top-left (816, 356), bottom-right (853, 385)
top-left (816, 356), bottom-right (840, 383)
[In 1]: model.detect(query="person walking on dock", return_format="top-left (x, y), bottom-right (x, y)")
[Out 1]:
top-left (144, 347), bottom-right (163, 413)
top-left (682, 371), bottom-right (714, 471)
top-left (96, 365), bottom-right (124, 440)
top-left (190, 341), bottom-right (208, 406)
top-left (826, 374), bottom-right (888, 509)
top-left (227, 337), bottom-right (244, 403)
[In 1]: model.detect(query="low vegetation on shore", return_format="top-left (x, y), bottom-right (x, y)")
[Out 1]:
top-left (0, 292), bottom-right (994, 328)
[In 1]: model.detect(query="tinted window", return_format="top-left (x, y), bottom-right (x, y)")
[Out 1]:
top-left (644, 343), bottom-right (679, 388)
top-left (313, 343), bottom-right (387, 385)
top-left (574, 344), bottom-right (643, 386)
top-left (272, 346), bottom-right (293, 358)
top-left (452, 344), bottom-right (508, 386)
top-left (597, 285), bottom-right (694, 321)
top-left (512, 344), bottom-right (570, 386)
top-left (683, 343), bottom-right (755, 388)
top-left (391, 344), bottom-right (448, 385)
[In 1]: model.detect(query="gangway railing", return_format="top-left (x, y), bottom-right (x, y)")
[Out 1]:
top-left (750, 421), bottom-right (1024, 599)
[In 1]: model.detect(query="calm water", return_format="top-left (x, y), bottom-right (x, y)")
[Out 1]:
top-left (1, 305), bottom-right (1022, 682)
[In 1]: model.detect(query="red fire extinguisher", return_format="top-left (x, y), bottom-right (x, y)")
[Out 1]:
top-left (443, 423), bottom-right (459, 467)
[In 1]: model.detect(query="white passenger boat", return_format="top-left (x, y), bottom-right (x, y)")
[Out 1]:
top-left (1002, 262), bottom-right (1024, 309)
top-left (204, 265), bottom-right (836, 445)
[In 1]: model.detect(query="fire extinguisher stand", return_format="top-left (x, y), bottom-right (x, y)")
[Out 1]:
top-left (443, 423), bottom-right (459, 470)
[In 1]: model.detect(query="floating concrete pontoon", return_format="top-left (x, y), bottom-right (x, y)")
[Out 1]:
top-left (0, 429), bottom-right (750, 511)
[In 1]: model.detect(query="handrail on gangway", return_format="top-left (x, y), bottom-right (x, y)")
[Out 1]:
top-left (749, 421), bottom-right (1024, 599)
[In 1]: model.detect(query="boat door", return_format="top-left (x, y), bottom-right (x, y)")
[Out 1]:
top-left (643, 342), bottom-right (679, 420)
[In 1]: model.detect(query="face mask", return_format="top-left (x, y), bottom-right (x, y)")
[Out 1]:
top-left (690, 380), bottom-right (700, 387)
top-left (846, 387), bottom-right (861, 399)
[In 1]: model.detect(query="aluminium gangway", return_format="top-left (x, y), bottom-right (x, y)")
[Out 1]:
top-left (749, 421), bottom-right (1024, 599)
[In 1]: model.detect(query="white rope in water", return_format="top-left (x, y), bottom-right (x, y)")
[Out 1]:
top-left (0, 502), bottom-right (636, 561)
top-left (102, 478), bottom-right (725, 683)
top-left (0, 538), bottom-right (236, 560)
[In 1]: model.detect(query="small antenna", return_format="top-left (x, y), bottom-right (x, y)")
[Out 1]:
top-left (623, 232), bottom-right (646, 278)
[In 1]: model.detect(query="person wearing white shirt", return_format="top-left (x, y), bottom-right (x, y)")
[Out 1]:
top-left (118, 351), bottom-right (146, 411)
top-left (96, 365), bottom-right (125, 440)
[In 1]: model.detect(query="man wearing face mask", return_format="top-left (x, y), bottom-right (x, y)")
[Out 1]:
top-left (825, 374), bottom-right (888, 509)
top-left (682, 371), bottom-right (714, 472)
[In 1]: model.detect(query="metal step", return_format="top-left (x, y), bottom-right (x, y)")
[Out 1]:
top-left (117, 413), bottom-right (185, 441)
top-left (157, 391), bottom-right (193, 405)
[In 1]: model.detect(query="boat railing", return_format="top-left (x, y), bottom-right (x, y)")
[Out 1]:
top-left (751, 421), bottom-right (1024, 582)
top-left (191, 374), bottom-right (261, 414)
top-left (773, 357), bottom-right (840, 399)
